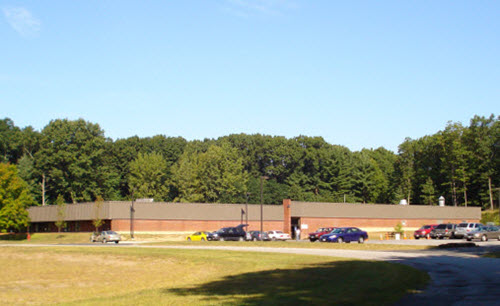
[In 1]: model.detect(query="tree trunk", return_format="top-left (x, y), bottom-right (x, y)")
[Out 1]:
top-left (464, 184), bottom-right (468, 207)
top-left (489, 176), bottom-right (494, 210)
top-left (40, 174), bottom-right (46, 206)
top-left (452, 181), bottom-right (457, 207)
top-left (407, 178), bottom-right (411, 205)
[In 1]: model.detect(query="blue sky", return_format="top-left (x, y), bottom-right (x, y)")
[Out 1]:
top-left (1, 1), bottom-right (498, 152)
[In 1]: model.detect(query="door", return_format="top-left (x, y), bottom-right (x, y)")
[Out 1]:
top-left (291, 217), bottom-right (300, 239)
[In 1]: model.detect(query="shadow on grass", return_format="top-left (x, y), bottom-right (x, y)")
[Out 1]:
top-left (0, 233), bottom-right (27, 240)
top-left (165, 261), bottom-right (428, 305)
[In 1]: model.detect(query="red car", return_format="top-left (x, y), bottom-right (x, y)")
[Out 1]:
top-left (308, 227), bottom-right (336, 242)
top-left (413, 224), bottom-right (438, 239)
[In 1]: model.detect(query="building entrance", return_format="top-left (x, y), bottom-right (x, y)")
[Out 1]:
top-left (291, 217), bottom-right (300, 239)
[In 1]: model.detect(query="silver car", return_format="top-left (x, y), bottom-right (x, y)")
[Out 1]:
top-left (465, 226), bottom-right (500, 242)
top-left (454, 222), bottom-right (482, 238)
top-left (90, 231), bottom-right (121, 244)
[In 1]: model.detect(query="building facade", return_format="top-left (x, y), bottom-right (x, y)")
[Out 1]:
top-left (28, 200), bottom-right (481, 236)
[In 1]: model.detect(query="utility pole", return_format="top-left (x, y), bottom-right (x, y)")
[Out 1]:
top-left (260, 176), bottom-right (269, 234)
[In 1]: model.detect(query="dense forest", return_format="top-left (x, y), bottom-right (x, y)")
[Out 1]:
top-left (0, 115), bottom-right (498, 210)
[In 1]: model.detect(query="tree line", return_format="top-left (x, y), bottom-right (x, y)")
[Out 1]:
top-left (0, 115), bottom-right (498, 213)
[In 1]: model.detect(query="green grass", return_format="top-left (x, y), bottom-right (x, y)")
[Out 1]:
top-left (481, 210), bottom-right (500, 225)
top-left (483, 252), bottom-right (500, 258)
top-left (0, 246), bottom-right (429, 305)
top-left (0, 233), bottom-right (432, 251)
top-left (150, 240), bottom-right (433, 251)
top-left (0, 232), bottom-right (92, 244)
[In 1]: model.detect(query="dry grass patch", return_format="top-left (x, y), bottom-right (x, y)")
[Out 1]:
top-left (0, 246), bottom-right (429, 305)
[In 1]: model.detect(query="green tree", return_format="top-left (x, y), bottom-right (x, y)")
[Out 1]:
top-left (0, 163), bottom-right (34, 232)
top-left (34, 119), bottom-right (118, 203)
top-left (0, 118), bottom-right (22, 163)
top-left (55, 194), bottom-right (67, 232)
top-left (438, 122), bottom-right (469, 206)
top-left (420, 177), bottom-right (436, 205)
top-left (128, 152), bottom-right (170, 201)
top-left (396, 138), bottom-right (416, 204)
top-left (172, 142), bottom-right (248, 203)
top-left (92, 196), bottom-right (104, 232)
top-left (465, 115), bottom-right (499, 209)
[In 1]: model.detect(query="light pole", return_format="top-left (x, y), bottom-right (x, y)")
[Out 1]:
top-left (245, 192), bottom-right (250, 226)
top-left (130, 199), bottom-right (135, 239)
top-left (260, 176), bottom-right (269, 234)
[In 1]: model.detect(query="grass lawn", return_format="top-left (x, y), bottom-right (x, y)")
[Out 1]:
top-left (0, 233), bottom-right (433, 251)
top-left (0, 246), bottom-right (429, 305)
top-left (483, 252), bottom-right (500, 258)
top-left (150, 240), bottom-right (432, 251)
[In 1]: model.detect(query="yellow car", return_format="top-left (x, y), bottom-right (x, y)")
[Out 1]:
top-left (186, 231), bottom-right (213, 241)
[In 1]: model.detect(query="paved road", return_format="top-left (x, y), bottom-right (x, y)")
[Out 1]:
top-left (3, 241), bottom-right (500, 305)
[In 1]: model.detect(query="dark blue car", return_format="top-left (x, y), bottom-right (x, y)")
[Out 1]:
top-left (319, 227), bottom-right (368, 243)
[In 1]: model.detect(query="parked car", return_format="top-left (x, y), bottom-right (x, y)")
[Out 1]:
top-left (248, 230), bottom-right (270, 241)
top-left (308, 227), bottom-right (336, 242)
top-left (465, 225), bottom-right (500, 242)
top-left (267, 230), bottom-right (291, 241)
top-left (413, 224), bottom-right (438, 239)
top-left (319, 227), bottom-right (368, 243)
top-left (214, 224), bottom-right (250, 241)
top-left (454, 222), bottom-right (483, 238)
top-left (430, 223), bottom-right (457, 239)
top-left (90, 231), bottom-right (121, 244)
top-left (186, 231), bottom-right (214, 241)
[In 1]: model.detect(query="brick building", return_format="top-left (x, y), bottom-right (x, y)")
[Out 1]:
top-left (28, 199), bottom-right (481, 236)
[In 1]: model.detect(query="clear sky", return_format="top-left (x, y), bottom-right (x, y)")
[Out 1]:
top-left (1, 1), bottom-right (498, 152)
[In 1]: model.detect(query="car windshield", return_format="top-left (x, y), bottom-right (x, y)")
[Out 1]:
top-left (436, 224), bottom-right (446, 229)
top-left (331, 228), bottom-right (346, 234)
top-left (422, 226), bottom-right (431, 229)
top-left (108, 231), bottom-right (118, 235)
top-left (458, 223), bottom-right (468, 228)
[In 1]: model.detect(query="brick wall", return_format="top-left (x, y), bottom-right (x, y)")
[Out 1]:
top-left (111, 219), bottom-right (284, 233)
top-left (298, 217), bottom-right (479, 236)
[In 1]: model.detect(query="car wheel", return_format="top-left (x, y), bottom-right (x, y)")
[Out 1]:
top-left (337, 237), bottom-right (343, 243)
top-left (102, 239), bottom-right (106, 244)
top-left (466, 238), bottom-right (472, 241)
top-left (115, 241), bottom-right (119, 244)
top-left (481, 235), bottom-right (488, 242)
top-left (358, 236), bottom-right (364, 244)
top-left (415, 237), bottom-right (419, 240)
top-left (272, 237), bottom-right (277, 241)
